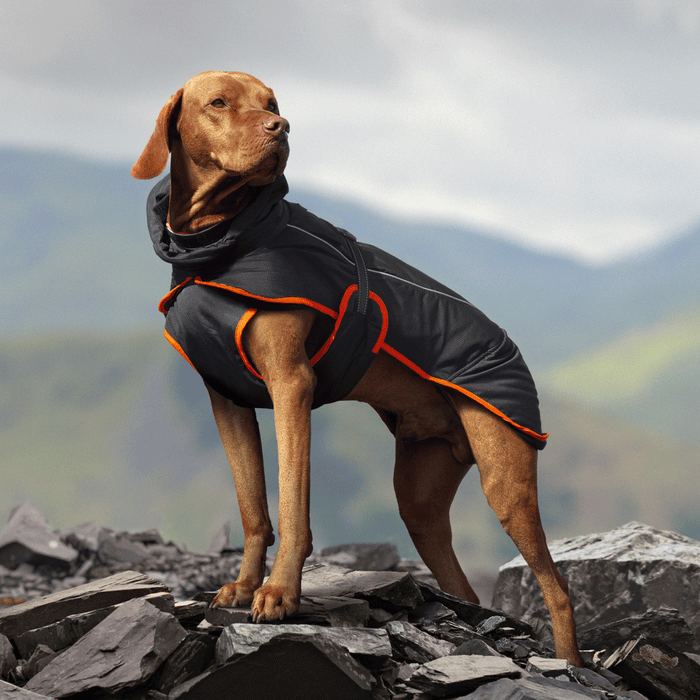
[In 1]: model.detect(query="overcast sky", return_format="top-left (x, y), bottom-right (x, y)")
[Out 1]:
top-left (2, 0), bottom-right (700, 262)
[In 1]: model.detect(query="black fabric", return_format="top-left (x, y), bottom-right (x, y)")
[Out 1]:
top-left (149, 177), bottom-right (547, 448)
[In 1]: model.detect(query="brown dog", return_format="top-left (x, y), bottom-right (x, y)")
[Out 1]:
top-left (132, 71), bottom-right (582, 665)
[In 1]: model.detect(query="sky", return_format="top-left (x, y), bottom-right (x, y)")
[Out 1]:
top-left (1, 0), bottom-right (700, 263)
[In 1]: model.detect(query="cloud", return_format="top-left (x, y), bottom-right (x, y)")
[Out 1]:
top-left (2, 0), bottom-right (700, 262)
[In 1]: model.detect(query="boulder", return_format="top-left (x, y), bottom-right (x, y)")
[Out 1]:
top-left (0, 504), bottom-right (78, 571)
top-left (493, 522), bottom-right (700, 638)
top-left (318, 543), bottom-right (400, 571)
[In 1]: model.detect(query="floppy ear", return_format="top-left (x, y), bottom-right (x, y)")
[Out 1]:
top-left (131, 88), bottom-right (184, 179)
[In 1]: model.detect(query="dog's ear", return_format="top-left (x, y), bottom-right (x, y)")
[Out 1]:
top-left (131, 88), bottom-right (183, 179)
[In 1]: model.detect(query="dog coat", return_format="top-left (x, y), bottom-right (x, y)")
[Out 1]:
top-left (147, 175), bottom-right (547, 448)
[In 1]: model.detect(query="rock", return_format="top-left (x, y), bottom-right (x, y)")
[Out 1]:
top-left (206, 520), bottom-right (231, 554)
top-left (0, 570), bottom-right (169, 638)
top-left (0, 503), bottom-right (78, 571)
top-left (385, 620), bottom-right (456, 663)
top-left (579, 607), bottom-right (698, 655)
top-left (493, 522), bottom-right (700, 639)
top-left (525, 655), bottom-right (569, 676)
top-left (16, 644), bottom-right (56, 681)
top-left (25, 597), bottom-right (187, 697)
top-left (1, 632), bottom-right (17, 679)
top-left (404, 655), bottom-right (523, 696)
top-left (171, 634), bottom-right (375, 699)
top-left (418, 580), bottom-right (532, 635)
top-left (604, 635), bottom-right (700, 700)
top-left (299, 563), bottom-right (423, 611)
top-left (319, 543), bottom-right (400, 571)
top-left (97, 529), bottom-right (150, 564)
top-left (152, 630), bottom-right (218, 694)
top-left (205, 594), bottom-right (371, 628)
top-left (13, 591), bottom-right (174, 658)
top-left (452, 638), bottom-right (504, 657)
top-left (0, 680), bottom-right (55, 698)
top-left (215, 623), bottom-right (392, 668)
top-left (467, 675), bottom-right (617, 699)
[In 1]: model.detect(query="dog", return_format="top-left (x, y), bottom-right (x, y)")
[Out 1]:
top-left (132, 71), bottom-right (582, 665)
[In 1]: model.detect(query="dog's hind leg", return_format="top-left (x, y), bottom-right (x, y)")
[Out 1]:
top-left (393, 436), bottom-right (480, 603)
top-left (207, 385), bottom-right (275, 609)
top-left (447, 394), bottom-right (582, 666)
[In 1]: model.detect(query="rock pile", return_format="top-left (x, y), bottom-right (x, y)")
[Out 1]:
top-left (0, 506), bottom-right (699, 699)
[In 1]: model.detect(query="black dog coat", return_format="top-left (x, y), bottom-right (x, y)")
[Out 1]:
top-left (147, 175), bottom-right (547, 448)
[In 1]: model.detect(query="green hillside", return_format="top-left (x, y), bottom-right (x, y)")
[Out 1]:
top-left (542, 306), bottom-right (700, 438)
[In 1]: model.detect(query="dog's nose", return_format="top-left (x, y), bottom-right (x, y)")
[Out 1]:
top-left (263, 116), bottom-right (290, 135)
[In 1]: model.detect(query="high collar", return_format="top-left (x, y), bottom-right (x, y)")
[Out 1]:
top-left (147, 173), bottom-right (290, 271)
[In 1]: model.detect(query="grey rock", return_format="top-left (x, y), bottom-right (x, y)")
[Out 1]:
top-left (16, 644), bottom-right (56, 681)
top-left (24, 597), bottom-right (187, 697)
top-left (206, 520), bottom-right (231, 554)
top-left (172, 634), bottom-right (375, 699)
top-left (97, 529), bottom-right (150, 564)
top-left (0, 570), bottom-right (169, 638)
top-left (153, 630), bottom-right (218, 694)
top-left (606, 635), bottom-right (700, 700)
top-left (405, 655), bottom-right (523, 696)
top-left (0, 680), bottom-right (55, 699)
top-left (300, 563), bottom-right (423, 610)
top-left (579, 607), bottom-right (698, 655)
top-left (0, 503), bottom-right (78, 571)
top-left (0, 632), bottom-right (17, 679)
top-left (419, 580), bottom-right (532, 635)
top-left (493, 522), bottom-right (700, 639)
top-left (466, 675), bottom-right (615, 699)
top-left (215, 623), bottom-right (392, 667)
top-left (525, 655), bottom-right (569, 676)
top-left (319, 542), bottom-right (401, 571)
top-left (13, 591), bottom-right (173, 657)
top-left (61, 520), bottom-right (103, 554)
top-left (385, 620), bottom-right (456, 663)
top-left (452, 638), bottom-right (503, 657)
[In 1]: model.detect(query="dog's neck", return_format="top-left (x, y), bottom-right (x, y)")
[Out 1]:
top-left (167, 145), bottom-right (255, 234)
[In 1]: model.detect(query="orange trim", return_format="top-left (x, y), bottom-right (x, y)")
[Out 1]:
top-left (235, 308), bottom-right (263, 380)
top-left (380, 343), bottom-right (549, 443)
top-left (158, 277), bottom-right (194, 315)
top-left (368, 291), bottom-right (389, 353)
top-left (309, 285), bottom-right (357, 366)
top-left (194, 278), bottom-right (339, 319)
top-left (163, 328), bottom-right (198, 372)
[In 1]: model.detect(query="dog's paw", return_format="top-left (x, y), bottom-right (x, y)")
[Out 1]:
top-left (251, 584), bottom-right (300, 622)
top-left (210, 581), bottom-right (256, 608)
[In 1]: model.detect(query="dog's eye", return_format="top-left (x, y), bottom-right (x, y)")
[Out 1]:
top-left (267, 100), bottom-right (279, 114)
top-left (211, 98), bottom-right (226, 108)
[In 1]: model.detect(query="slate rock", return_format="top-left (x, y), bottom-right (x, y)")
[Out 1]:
top-left (405, 655), bottom-right (523, 696)
top-left (153, 630), bottom-right (218, 694)
top-left (215, 623), bottom-right (392, 668)
top-left (579, 607), bottom-right (698, 655)
top-left (206, 520), bottom-right (232, 554)
top-left (385, 620), bottom-right (456, 663)
top-left (466, 675), bottom-right (615, 699)
top-left (172, 634), bottom-right (375, 699)
top-left (493, 522), bottom-right (700, 639)
top-left (25, 597), bottom-right (187, 697)
top-left (606, 635), bottom-right (700, 700)
top-left (0, 632), bottom-right (17, 679)
top-left (16, 644), bottom-right (56, 681)
top-left (0, 680), bottom-right (55, 699)
top-left (13, 591), bottom-right (174, 658)
top-left (418, 580), bottom-right (532, 635)
top-left (300, 563), bottom-right (423, 611)
top-left (97, 529), bottom-right (150, 564)
top-left (319, 542), bottom-right (401, 571)
top-left (0, 503), bottom-right (78, 571)
top-left (0, 570), bottom-right (169, 638)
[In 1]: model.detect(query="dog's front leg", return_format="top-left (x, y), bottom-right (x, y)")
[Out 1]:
top-left (244, 307), bottom-right (317, 622)
top-left (207, 385), bottom-right (275, 609)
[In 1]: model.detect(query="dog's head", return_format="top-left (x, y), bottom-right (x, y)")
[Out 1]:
top-left (131, 71), bottom-right (290, 186)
